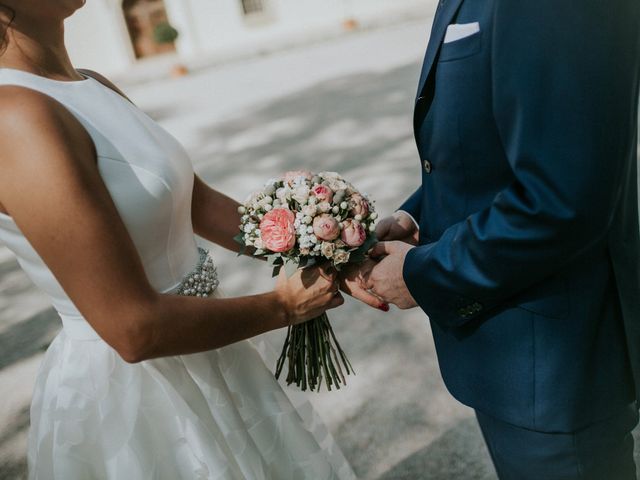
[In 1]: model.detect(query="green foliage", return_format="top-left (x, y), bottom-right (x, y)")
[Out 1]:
top-left (153, 22), bottom-right (179, 45)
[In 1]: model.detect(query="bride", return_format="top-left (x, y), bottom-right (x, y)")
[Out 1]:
top-left (0, 1), bottom-right (378, 478)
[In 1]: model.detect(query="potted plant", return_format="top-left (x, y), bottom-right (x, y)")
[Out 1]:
top-left (153, 22), bottom-right (188, 77)
top-left (153, 22), bottom-right (179, 45)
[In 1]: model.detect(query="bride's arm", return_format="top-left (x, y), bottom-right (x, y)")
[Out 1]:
top-left (191, 175), bottom-right (245, 253)
top-left (0, 87), bottom-right (343, 363)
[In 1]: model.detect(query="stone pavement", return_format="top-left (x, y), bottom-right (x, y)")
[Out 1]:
top-left (1, 15), bottom-right (639, 480)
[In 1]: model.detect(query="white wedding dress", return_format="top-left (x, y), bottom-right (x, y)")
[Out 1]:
top-left (0, 68), bottom-right (356, 480)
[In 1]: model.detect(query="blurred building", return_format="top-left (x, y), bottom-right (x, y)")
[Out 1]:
top-left (66, 0), bottom-right (430, 75)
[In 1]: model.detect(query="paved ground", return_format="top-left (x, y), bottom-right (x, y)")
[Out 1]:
top-left (1, 13), bottom-right (639, 480)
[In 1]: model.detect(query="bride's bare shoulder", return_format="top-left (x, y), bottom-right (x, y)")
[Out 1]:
top-left (0, 85), bottom-right (96, 215)
top-left (0, 85), bottom-right (94, 158)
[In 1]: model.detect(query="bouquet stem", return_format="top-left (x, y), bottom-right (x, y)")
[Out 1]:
top-left (275, 313), bottom-right (354, 392)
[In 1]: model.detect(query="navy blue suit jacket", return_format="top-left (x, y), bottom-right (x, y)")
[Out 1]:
top-left (402, 0), bottom-right (640, 432)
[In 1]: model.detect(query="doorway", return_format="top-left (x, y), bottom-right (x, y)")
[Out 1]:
top-left (122, 0), bottom-right (177, 59)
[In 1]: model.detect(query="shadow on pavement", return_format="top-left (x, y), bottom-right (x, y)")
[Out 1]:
top-left (0, 308), bottom-right (59, 372)
top-left (377, 417), bottom-right (497, 480)
top-left (192, 63), bottom-right (421, 200)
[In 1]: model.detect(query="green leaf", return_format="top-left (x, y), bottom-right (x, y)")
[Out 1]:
top-left (267, 254), bottom-right (284, 267)
top-left (272, 265), bottom-right (283, 277)
top-left (233, 232), bottom-right (245, 245)
top-left (284, 260), bottom-right (298, 278)
top-left (361, 233), bottom-right (378, 252)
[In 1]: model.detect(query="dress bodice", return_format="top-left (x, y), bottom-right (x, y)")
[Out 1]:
top-left (0, 68), bottom-right (199, 325)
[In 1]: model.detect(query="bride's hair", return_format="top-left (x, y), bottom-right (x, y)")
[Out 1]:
top-left (0, 4), bottom-right (15, 56)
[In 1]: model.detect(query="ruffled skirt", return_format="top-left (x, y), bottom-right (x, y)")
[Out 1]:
top-left (27, 324), bottom-right (355, 479)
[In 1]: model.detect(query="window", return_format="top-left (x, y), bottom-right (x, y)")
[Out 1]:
top-left (241, 0), bottom-right (264, 15)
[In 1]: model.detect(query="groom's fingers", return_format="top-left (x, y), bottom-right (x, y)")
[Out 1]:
top-left (375, 217), bottom-right (392, 240)
top-left (369, 241), bottom-right (396, 259)
top-left (327, 292), bottom-right (345, 310)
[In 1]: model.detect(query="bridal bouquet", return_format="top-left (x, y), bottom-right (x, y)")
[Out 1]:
top-left (235, 171), bottom-right (378, 392)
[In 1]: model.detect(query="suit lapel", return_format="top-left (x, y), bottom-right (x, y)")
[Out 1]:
top-left (416, 0), bottom-right (465, 100)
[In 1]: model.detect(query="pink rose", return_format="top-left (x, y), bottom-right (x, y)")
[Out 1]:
top-left (259, 208), bottom-right (296, 253)
top-left (311, 184), bottom-right (334, 203)
top-left (283, 170), bottom-right (313, 186)
top-left (348, 193), bottom-right (369, 218)
top-left (312, 214), bottom-right (340, 241)
top-left (341, 219), bottom-right (366, 247)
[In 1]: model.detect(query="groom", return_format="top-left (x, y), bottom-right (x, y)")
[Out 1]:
top-left (345, 0), bottom-right (640, 478)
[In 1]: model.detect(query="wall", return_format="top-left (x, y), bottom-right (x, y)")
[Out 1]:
top-left (66, 0), bottom-right (433, 75)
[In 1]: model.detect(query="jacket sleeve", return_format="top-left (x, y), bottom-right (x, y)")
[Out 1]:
top-left (403, 0), bottom-right (640, 327)
top-left (397, 186), bottom-right (422, 221)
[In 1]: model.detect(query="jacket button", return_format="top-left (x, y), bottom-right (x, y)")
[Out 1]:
top-left (423, 159), bottom-right (432, 174)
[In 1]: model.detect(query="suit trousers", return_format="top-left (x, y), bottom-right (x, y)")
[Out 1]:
top-left (475, 403), bottom-right (638, 480)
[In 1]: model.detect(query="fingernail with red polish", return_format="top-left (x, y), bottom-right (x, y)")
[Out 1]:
top-left (378, 303), bottom-right (390, 312)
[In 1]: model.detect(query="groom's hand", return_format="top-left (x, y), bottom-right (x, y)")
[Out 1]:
top-left (339, 259), bottom-right (390, 311)
top-left (376, 211), bottom-right (419, 245)
top-left (366, 241), bottom-right (417, 310)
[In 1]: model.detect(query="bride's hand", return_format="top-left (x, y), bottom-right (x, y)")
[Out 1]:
top-left (275, 265), bottom-right (344, 326)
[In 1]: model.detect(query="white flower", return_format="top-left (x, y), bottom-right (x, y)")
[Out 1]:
top-left (321, 241), bottom-right (336, 258)
top-left (276, 187), bottom-right (291, 202)
top-left (369, 223), bottom-right (376, 232)
top-left (370, 212), bottom-right (378, 220)
top-left (302, 204), bottom-right (317, 217)
top-left (309, 235), bottom-right (318, 244)
top-left (308, 196), bottom-right (317, 205)
top-left (306, 226), bottom-right (314, 234)
top-left (355, 214), bottom-right (362, 221)
top-left (254, 238), bottom-right (264, 249)
top-left (299, 234), bottom-right (314, 249)
top-left (340, 202), bottom-right (348, 210)
top-left (333, 249), bottom-right (350, 265)
top-left (264, 204), bottom-right (273, 212)
top-left (303, 215), bottom-right (313, 224)
top-left (327, 179), bottom-right (349, 192)
top-left (262, 196), bottom-right (273, 204)
top-left (243, 224), bottom-right (255, 233)
top-left (319, 171), bottom-right (341, 180)
top-left (237, 206), bottom-right (246, 214)
top-left (318, 202), bottom-right (331, 213)
top-left (332, 206), bottom-right (339, 214)
top-left (319, 173), bottom-right (348, 192)
top-left (292, 185), bottom-right (310, 204)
